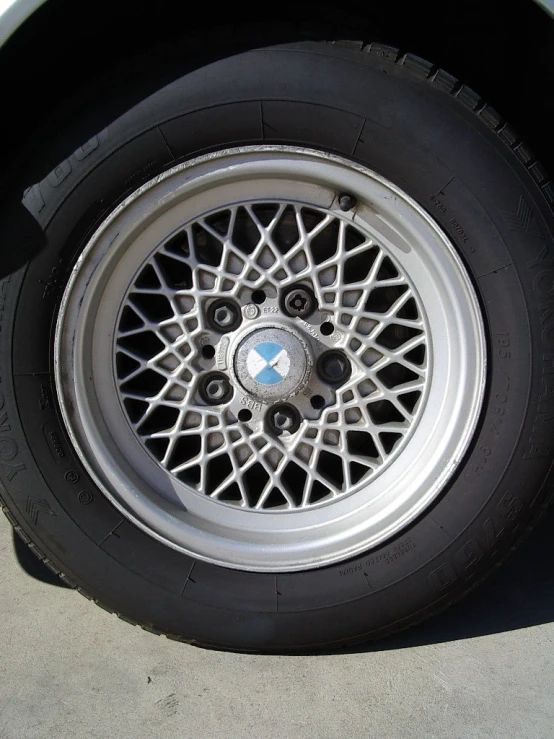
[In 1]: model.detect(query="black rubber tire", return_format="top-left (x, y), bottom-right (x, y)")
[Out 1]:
top-left (1, 40), bottom-right (554, 652)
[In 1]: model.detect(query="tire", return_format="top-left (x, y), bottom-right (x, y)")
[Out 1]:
top-left (1, 40), bottom-right (554, 652)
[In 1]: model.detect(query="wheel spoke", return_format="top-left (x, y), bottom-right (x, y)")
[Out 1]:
top-left (113, 197), bottom-right (430, 511)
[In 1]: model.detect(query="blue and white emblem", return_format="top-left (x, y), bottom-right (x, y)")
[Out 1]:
top-left (235, 327), bottom-right (310, 401)
top-left (246, 341), bottom-right (291, 385)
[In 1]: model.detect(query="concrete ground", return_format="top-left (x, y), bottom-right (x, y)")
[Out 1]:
top-left (1, 510), bottom-right (553, 739)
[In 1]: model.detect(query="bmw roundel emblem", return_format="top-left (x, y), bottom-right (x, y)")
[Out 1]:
top-left (246, 341), bottom-right (291, 385)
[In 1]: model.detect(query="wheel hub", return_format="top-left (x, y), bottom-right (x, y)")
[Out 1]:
top-left (233, 326), bottom-right (312, 402)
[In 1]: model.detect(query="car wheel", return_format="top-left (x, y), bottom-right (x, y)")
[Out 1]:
top-left (2, 40), bottom-right (553, 651)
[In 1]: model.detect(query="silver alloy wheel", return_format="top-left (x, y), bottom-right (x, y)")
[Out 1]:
top-left (55, 147), bottom-right (486, 571)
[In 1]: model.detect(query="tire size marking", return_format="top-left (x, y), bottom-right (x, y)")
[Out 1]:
top-left (338, 537), bottom-right (416, 577)
top-left (448, 217), bottom-right (469, 246)
top-left (429, 491), bottom-right (523, 594)
top-left (364, 537), bottom-right (416, 568)
top-left (429, 194), bottom-right (447, 214)
top-left (428, 193), bottom-right (473, 252)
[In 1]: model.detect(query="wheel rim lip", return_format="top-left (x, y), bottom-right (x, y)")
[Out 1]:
top-left (55, 146), bottom-right (486, 572)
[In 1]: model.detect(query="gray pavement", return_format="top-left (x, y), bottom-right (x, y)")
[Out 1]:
top-left (1, 510), bottom-right (553, 739)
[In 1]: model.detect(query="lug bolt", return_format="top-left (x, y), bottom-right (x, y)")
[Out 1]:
top-left (274, 411), bottom-right (294, 430)
top-left (200, 373), bottom-right (233, 405)
top-left (282, 285), bottom-right (316, 319)
top-left (215, 307), bottom-right (233, 326)
top-left (209, 299), bottom-right (241, 332)
top-left (317, 351), bottom-right (351, 385)
top-left (338, 193), bottom-right (357, 212)
top-left (267, 404), bottom-right (301, 434)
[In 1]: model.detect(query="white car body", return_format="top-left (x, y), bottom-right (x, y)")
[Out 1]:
top-left (0, 0), bottom-right (45, 46)
top-left (1, 0), bottom-right (554, 50)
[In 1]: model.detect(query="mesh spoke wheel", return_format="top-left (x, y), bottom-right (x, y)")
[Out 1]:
top-left (56, 147), bottom-right (485, 571)
top-left (116, 203), bottom-right (426, 509)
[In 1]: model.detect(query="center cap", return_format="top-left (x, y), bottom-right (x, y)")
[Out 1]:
top-left (234, 326), bottom-right (311, 402)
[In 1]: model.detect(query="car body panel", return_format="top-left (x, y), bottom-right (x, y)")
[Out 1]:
top-left (0, 0), bottom-right (46, 47)
top-left (1, 0), bottom-right (553, 50)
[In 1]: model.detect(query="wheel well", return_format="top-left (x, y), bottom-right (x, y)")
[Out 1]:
top-left (1, 0), bottom-right (553, 193)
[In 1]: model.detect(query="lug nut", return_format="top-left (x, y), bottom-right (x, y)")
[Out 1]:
top-left (317, 351), bottom-right (351, 385)
top-left (274, 411), bottom-right (294, 430)
top-left (282, 285), bottom-right (316, 319)
top-left (209, 299), bottom-right (241, 332)
top-left (267, 404), bottom-right (301, 435)
top-left (200, 373), bottom-right (233, 405)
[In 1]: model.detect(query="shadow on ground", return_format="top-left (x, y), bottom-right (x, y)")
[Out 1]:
top-left (12, 506), bottom-right (554, 644)
top-left (371, 506), bottom-right (554, 649)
